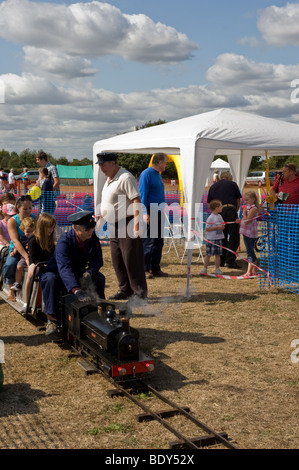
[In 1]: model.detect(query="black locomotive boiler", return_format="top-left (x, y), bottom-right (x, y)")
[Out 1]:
top-left (63, 294), bottom-right (154, 380)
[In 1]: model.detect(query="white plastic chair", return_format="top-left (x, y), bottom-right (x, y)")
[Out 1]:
top-left (180, 204), bottom-right (205, 264)
top-left (163, 211), bottom-right (185, 259)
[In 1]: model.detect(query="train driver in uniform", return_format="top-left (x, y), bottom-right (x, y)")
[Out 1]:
top-left (55, 210), bottom-right (105, 302)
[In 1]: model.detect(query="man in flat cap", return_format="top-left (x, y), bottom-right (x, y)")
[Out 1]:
top-left (96, 152), bottom-right (147, 301)
top-left (55, 210), bottom-right (105, 301)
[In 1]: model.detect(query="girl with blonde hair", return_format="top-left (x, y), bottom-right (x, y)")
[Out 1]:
top-left (239, 191), bottom-right (260, 278)
top-left (21, 214), bottom-right (57, 323)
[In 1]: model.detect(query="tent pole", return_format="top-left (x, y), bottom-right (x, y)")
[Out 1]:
top-left (184, 249), bottom-right (193, 298)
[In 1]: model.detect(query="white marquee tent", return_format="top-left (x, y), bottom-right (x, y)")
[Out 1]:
top-left (93, 108), bottom-right (299, 294)
top-left (206, 157), bottom-right (230, 186)
top-left (211, 157), bottom-right (230, 169)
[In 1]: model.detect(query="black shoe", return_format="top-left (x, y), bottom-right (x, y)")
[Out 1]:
top-left (108, 291), bottom-right (128, 300)
top-left (225, 262), bottom-right (242, 269)
top-left (151, 270), bottom-right (169, 277)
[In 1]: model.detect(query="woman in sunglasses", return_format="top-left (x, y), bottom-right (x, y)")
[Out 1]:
top-left (3, 195), bottom-right (36, 301)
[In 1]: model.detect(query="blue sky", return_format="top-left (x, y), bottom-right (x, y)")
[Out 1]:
top-left (1, 0), bottom-right (299, 159)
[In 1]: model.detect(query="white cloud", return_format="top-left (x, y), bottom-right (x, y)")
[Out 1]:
top-left (23, 46), bottom-right (97, 79)
top-left (205, 53), bottom-right (299, 118)
top-left (2, 52), bottom-right (299, 158)
top-left (0, 70), bottom-right (231, 157)
top-left (206, 53), bottom-right (299, 93)
top-left (0, 73), bottom-right (71, 104)
top-left (0, 0), bottom-right (198, 64)
top-left (119, 14), bottom-right (198, 63)
top-left (257, 3), bottom-right (299, 46)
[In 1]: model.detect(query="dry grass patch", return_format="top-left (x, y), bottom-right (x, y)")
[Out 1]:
top-left (0, 242), bottom-right (299, 449)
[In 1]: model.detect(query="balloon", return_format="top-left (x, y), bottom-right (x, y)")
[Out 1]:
top-left (28, 185), bottom-right (41, 201)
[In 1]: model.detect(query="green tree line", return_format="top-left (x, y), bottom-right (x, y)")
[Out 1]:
top-left (0, 147), bottom-right (177, 179)
top-left (1, 119), bottom-right (298, 179)
top-left (0, 148), bottom-right (93, 175)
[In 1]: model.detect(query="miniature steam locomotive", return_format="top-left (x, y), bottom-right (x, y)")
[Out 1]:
top-left (0, 246), bottom-right (154, 381)
top-left (63, 294), bottom-right (154, 379)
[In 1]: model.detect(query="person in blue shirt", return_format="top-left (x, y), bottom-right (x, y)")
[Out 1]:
top-left (139, 153), bottom-right (169, 278)
top-left (22, 168), bottom-right (30, 193)
top-left (39, 167), bottom-right (55, 214)
top-left (36, 151), bottom-right (60, 196)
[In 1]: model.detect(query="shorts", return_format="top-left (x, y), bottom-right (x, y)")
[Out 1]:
top-left (17, 258), bottom-right (27, 268)
top-left (206, 239), bottom-right (223, 256)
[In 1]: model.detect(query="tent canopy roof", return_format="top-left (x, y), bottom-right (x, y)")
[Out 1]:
top-left (93, 108), bottom-right (299, 221)
top-left (93, 108), bottom-right (299, 156)
top-left (211, 158), bottom-right (230, 169)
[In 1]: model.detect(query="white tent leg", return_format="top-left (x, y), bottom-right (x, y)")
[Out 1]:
top-left (184, 249), bottom-right (193, 298)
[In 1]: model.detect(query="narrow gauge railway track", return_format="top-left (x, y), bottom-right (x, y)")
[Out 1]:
top-left (0, 247), bottom-right (237, 450)
top-left (91, 367), bottom-right (238, 450)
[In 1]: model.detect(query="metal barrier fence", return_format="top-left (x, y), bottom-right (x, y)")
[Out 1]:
top-left (31, 189), bottom-right (94, 232)
top-left (259, 205), bottom-right (299, 294)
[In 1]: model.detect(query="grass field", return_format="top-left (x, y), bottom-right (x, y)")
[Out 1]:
top-left (0, 240), bottom-right (298, 449)
top-left (1, 181), bottom-right (297, 450)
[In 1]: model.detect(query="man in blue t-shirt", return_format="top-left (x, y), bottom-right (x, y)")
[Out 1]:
top-left (139, 153), bottom-right (168, 278)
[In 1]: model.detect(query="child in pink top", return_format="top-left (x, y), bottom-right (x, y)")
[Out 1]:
top-left (239, 191), bottom-right (260, 278)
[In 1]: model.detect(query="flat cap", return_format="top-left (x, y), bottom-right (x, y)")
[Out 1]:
top-left (67, 210), bottom-right (96, 229)
top-left (96, 152), bottom-right (118, 164)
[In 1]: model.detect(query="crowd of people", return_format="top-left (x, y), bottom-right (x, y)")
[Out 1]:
top-left (0, 151), bottom-right (63, 335)
top-left (0, 152), bottom-right (298, 336)
top-left (204, 164), bottom-right (299, 277)
top-left (0, 151), bottom-right (171, 336)
top-left (0, 191), bottom-right (106, 336)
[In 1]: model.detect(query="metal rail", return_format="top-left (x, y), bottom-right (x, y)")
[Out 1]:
top-left (103, 374), bottom-right (237, 450)
top-left (145, 383), bottom-right (237, 449)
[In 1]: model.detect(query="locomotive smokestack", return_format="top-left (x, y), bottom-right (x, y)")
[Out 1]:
top-left (121, 317), bottom-right (130, 332)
